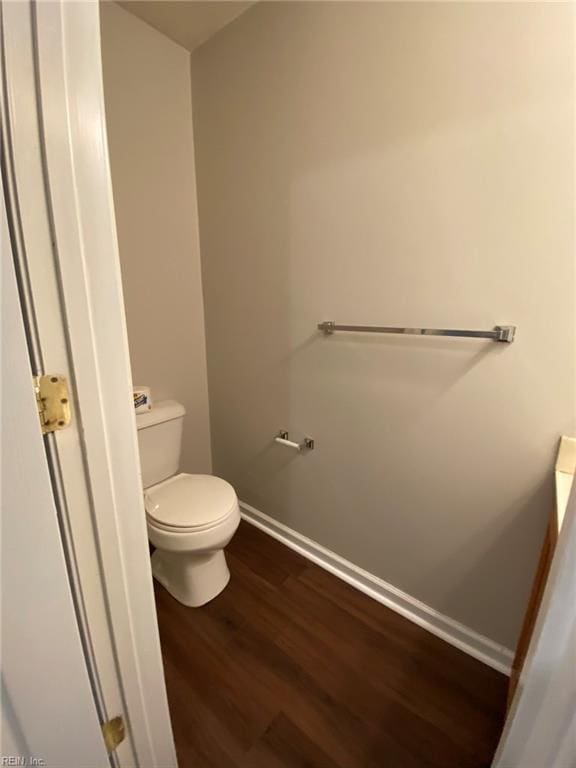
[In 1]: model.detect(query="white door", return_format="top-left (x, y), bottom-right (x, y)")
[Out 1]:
top-left (1, 1), bottom-right (177, 765)
top-left (1, 180), bottom-right (109, 767)
top-left (492, 489), bottom-right (576, 767)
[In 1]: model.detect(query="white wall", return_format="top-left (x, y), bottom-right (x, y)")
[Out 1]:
top-left (101, 2), bottom-right (211, 473)
top-left (191, 1), bottom-right (575, 649)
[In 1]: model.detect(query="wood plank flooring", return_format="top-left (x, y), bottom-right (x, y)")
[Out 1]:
top-left (155, 522), bottom-right (507, 768)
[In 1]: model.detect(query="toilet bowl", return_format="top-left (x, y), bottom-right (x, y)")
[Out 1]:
top-left (136, 400), bottom-right (240, 607)
top-left (145, 473), bottom-right (240, 607)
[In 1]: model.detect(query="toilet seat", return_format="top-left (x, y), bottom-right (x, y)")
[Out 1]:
top-left (148, 510), bottom-right (237, 535)
top-left (145, 473), bottom-right (238, 532)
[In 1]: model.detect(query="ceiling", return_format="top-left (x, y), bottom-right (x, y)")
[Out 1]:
top-left (117, 1), bottom-right (255, 52)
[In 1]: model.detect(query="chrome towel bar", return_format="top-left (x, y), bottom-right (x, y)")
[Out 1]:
top-left (317, 321), bottom-right (516, 343)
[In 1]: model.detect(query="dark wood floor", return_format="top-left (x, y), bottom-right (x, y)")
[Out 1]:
top-left (155, 522), bottom-right (507, 768)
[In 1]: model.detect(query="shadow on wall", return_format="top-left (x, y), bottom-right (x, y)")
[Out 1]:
top-left (236, 332), bottom-right (548, 648)
top-left (235, 332), bottom-right (497, 501)
top-left (192, 0), bottom-right (574, 650)
top-left (427, 478), bottom-right (552, 647)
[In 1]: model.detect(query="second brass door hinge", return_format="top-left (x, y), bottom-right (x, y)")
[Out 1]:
top-left (102, 715), bottom-right (126, 753)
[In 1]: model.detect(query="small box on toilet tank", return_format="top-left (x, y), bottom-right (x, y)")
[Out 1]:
top-left (133, 386), bottom-right (152, 413)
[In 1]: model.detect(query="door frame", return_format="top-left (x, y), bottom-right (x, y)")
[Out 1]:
top-left (1, 1), bottom-right (176, 764)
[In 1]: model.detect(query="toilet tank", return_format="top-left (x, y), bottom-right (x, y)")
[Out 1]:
top-left (136, 400), bottom-right (186, 488)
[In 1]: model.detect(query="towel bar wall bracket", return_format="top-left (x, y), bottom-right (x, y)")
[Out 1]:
top-left (317, 321), bottom-right (516, 343)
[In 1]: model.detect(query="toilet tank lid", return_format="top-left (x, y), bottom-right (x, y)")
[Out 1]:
top-left (135, 399), bottom-right (186, 430)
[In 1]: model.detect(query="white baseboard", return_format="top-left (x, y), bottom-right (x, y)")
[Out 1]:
top-left (240, 502), bottom-right (514, 675)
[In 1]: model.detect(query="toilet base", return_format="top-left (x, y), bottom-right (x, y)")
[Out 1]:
top-left (151, 548), bottom-right (230, 607)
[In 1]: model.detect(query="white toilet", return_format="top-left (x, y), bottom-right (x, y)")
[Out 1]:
top-left (136, 400), bottom-right (240, 607)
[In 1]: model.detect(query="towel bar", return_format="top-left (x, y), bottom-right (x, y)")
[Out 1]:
top-left (317, 321), bottom-right (516, 343)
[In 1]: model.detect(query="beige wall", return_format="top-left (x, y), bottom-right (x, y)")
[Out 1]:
top-left (192, 1), bottom-right (575, 648)
top-left (101, 2), bottom-right (211, 474)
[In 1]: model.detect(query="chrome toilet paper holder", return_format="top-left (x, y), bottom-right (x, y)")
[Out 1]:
top-left (275, 430), bottom-right (315, 452)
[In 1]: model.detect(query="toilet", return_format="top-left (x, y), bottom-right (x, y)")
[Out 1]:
top-left (136, 400), bottom-right (240, 607)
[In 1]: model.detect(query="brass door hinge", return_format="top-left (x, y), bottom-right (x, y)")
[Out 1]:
top-left (33, 374), bottom-right (71, 433)
top-left (102, 715), bottom-right (126, 754)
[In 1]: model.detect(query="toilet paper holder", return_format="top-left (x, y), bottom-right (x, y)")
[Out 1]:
top-left (275, 430), bottom-right (315, 452)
